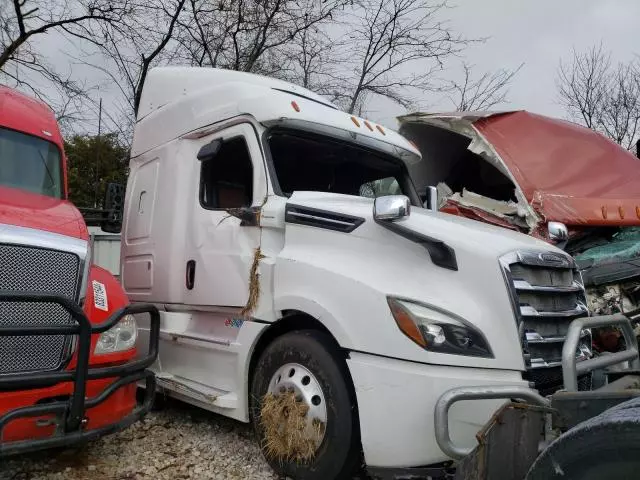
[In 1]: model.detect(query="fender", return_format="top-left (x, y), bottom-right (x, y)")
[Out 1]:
top-left (84, 265), bottom-right (137, 366)
top-left (273, 294), bottom-right (353, 348)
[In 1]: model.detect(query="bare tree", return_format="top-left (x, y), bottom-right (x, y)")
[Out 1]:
top-left (0, 0), bottom-right (127, 123)
top-left (598, 62), bottom-right (640, 149)
top-left (557, 44), bottom-right (640, 151)
top-left (448, 62), bottom-right (522, 111)
top-left (78, 0), bottom-right (187, 139)
top-left (175, 0), bottom-right (343, 76)
top-left (332, 0), bottom-right (471, 114)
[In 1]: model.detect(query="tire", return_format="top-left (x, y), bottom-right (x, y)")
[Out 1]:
top-left (250, 330), bottom-right (360, 480)
top-left (526, 402), bottom-right (640, 480)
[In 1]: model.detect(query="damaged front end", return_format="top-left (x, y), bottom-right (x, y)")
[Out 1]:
top-left (570, 227), bottom-right (640, 337)
top-left (398, 111), bottom-right (640, 349)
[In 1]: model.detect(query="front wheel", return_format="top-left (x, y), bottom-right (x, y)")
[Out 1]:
top-left (250, 330), bottom-right (360, 479)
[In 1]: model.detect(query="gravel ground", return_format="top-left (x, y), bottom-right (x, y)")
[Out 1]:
top-left (1, 398), bottom-right (279, 480)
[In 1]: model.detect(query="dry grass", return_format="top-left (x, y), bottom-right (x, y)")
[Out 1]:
top-left (259, 392), bottom-right (324, 464)
top-left (242, 247), bottom-right (266, 318)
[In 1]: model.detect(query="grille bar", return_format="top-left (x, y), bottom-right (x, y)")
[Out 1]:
top-left (513, 280), bottom-right (583, 293)
top-left (520, 305), bottom-right (589, 317)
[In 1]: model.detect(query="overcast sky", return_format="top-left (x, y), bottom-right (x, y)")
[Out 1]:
top-left (28, 0), bottom-right (640, 133)
top-left (373, 0), bottom-right (640, 127)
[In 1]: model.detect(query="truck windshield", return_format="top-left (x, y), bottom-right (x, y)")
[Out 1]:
top-left (0, 127), bottom-right (63, 198)
top-left (267, 129), bottom-right (413, 200)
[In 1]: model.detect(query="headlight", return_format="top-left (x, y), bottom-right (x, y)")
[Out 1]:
top-left (94, 314), bottom-right (138, 355)
top-left (388, 298), bottom-right (493, 358)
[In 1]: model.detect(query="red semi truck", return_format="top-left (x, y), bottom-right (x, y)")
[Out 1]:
top-left (0, 85), bottom-right (158, 455)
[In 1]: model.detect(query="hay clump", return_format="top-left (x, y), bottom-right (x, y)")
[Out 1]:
top-left (242, 247), bottom-right (266, 318)
top-left (259, 392), bottom-right (324, 464)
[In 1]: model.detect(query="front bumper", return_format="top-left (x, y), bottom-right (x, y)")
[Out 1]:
top-left (0, 293), bottom-right (160, 457)
top-left (346, 351), bottom-right (528, 468)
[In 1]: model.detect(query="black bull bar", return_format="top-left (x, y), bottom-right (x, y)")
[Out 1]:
top-left (0, 292), bottom-right (160, 457)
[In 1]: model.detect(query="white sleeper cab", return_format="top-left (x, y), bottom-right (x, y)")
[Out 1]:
top-left (119, 67), bottom-right (593, 479)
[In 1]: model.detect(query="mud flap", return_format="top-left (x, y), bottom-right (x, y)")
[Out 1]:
top-left (454, 402), bottom-right (550, 480)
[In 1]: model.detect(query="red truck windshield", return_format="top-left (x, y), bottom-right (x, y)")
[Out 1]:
top-left (0, 127), bottom-right (63, 198)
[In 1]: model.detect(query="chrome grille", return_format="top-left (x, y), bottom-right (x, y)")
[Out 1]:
top-left (0, 244), bottom-right (80, 374)
top-left (502, 251), bottom-right (591, 394)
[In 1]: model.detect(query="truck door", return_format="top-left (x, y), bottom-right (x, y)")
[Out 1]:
top-left (184, 122), bottom-right (266, 308)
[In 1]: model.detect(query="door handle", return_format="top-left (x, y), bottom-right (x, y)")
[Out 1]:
top-left (186, 260), bottom-right (196, 290)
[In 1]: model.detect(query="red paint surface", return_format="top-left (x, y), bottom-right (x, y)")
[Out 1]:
top-left (0, 266), bottom-right (139, 444)
top-left (0, 185), bottom-right (88, 240)
top-left (0, 86), bottom-right (68, 198)
top-left (473, 111), bottom-right (640, 226)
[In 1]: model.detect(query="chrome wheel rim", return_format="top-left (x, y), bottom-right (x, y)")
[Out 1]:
top-left (267, 362), bottom-right (328, 446)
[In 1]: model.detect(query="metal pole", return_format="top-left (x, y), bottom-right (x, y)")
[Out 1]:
top-left (94, 98), bottom-right (102, 208)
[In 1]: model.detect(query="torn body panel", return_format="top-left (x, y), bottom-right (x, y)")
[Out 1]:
top-left (399, 110), bottom-right (640, 234)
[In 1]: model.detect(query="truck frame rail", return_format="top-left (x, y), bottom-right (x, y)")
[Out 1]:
top-left (0, 292), bottom-right (160, 456)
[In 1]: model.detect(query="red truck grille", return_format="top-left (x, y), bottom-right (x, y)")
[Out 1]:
top-left (0, 244), bottom-right (80, 374)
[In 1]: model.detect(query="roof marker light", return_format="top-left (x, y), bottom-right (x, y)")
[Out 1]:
top-left (601, 206), bottom-right (608, 219)
top-left (619, 206), bottom-right (625, 219)
top-left (376, 125), bottom-right (386, 135)
top-left (637, 206), bottom-right (640, 220)
top-left (351, 116), bottom-right (361, 127)
top-left (364, 120), bottom-right (374, 131)
top-left (291, 101), bottom-right (300, 112)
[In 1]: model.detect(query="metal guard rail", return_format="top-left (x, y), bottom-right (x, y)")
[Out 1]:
top-left (0, 291), bottom-right (160, 456)
top-left (562, 314), bottom-right (640, 392)
top-left (434, 313), bottom-right (640, 461)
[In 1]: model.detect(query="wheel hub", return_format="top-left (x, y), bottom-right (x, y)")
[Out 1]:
top-left (267, 362), bottom-right (327, 448)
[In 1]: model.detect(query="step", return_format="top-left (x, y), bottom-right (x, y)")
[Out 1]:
top-left (155, 372), bottom-right (238, 409)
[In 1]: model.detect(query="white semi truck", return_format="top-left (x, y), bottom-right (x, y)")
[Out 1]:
top-left (108, 67), bottom-right (640, 480)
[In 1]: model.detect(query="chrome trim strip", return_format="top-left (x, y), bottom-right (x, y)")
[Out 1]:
top-left (520, 304), bottom-right (589, 317)
top-left (0, 223), bottom-right (88, 258)
top-left (513, 279), bottom-right (583, 293)
top-left (160, 331), bottom-right (231, 346)
top-left (526, 330), bottom-right (590, 344)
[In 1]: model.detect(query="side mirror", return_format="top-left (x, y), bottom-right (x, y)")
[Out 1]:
top-left (374, 195), bottom-right (411, 221)
top-left (548, 221), bottom-right (569, 241)
top-left (101, 182), bottom-right (125, 234)
top-left (197, 139), bottom-right (222, 162)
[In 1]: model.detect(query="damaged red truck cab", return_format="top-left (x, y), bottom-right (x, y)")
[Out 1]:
top-left (399, 111), bottom-right (640, 319)
top-left (0, 85), bottom-right (158, 455)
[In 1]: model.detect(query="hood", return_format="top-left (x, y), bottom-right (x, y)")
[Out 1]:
top-left (0, 186), bottom-right (88, 240)
top-left (399, 111), bottom-right (640, 227)
top-left (285, 191), bottom-right (558, 261)
top-left (281, 191), bottom-right (566, 370)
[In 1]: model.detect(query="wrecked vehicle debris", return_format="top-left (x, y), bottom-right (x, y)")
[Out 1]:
top-left (399, 111), bottom-right (640, 326)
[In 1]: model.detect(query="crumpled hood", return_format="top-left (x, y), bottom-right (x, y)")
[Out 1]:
top-left (0, 186), bottom-right (88, 240)
top-left (475, 111), bottom-right (640, 226)
top-left (399, 111), bottom-right (640, 227)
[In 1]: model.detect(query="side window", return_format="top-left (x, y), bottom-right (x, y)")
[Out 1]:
top-left (200, 136), bottom-right (253, 209)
